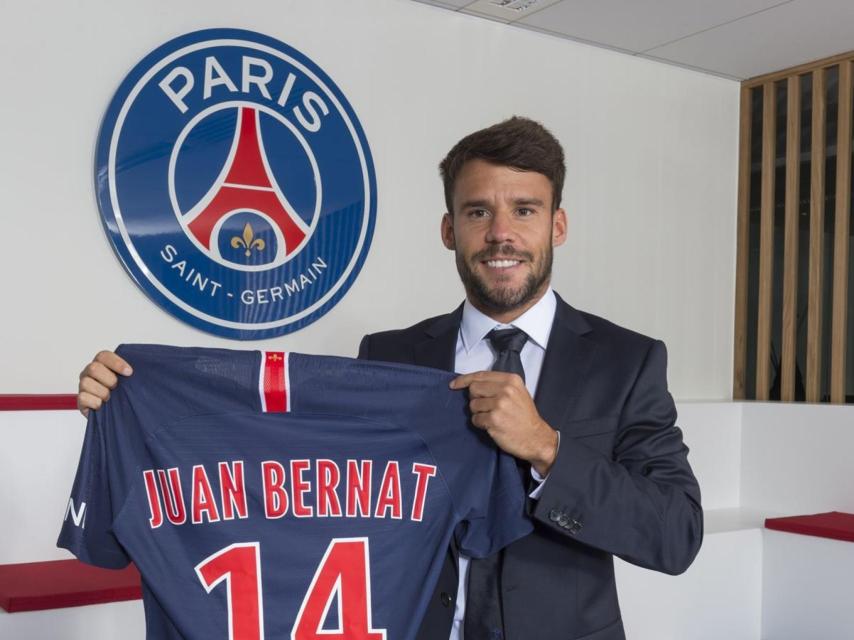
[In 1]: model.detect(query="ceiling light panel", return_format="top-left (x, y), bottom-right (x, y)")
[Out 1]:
top-left (462, 0), bottom-right (564, 23)
top-left (414, 0), bottom-right (473, 9)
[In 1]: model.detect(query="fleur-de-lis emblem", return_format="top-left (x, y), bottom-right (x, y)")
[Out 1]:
top-left (231, 223), bottom-right (266, 258)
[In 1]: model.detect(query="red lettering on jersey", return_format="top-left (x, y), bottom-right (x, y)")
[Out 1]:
top-left (292, 538), bottom-right (386, 640)
top-left (291, 459), bottom-right (313, 517)
top-left (346, 460), bottom-right (372, 518)
top-left (157, 468), bottom-right (187, 525)
top-left (143, 469), bottom-right (163, 529)
top-left (374, 461), bottom-right (402, 520)
top-left (262, 460), bottom-right (289, 518)
top-left (316, 459), bottom-right (342, 517)
top-left (191, 465), bottom-right (221, 524)
top-left (196, 542), bottom-right (264, 640)
top-left (219, 461), bottom-right (248, 520)
top-left (410, 463), bottom-right (437, 522)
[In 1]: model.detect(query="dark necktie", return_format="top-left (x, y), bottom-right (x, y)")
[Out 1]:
top-left (487, 327), bottom-right (528, 382)
top-left (464, 327), bottom-right (528, 640)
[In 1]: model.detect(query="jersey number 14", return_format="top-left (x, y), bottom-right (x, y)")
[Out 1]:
top-left (195, 537), bottom-right (387, 639)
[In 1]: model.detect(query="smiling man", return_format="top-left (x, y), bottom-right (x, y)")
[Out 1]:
top-left (77, 116), bottom-right (702, 640)
top-left (442, 157), bottom-right (565, 479)
top-left (357, 117), bottom-right (702, 640)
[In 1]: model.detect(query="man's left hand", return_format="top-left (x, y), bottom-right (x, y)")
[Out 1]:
top-left (450, 371), bottom-right (559, 476)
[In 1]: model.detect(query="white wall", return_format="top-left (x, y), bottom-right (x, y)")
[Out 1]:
top-left (762, 530), bottom-right (854, 640)
top-left (740, 402), bottom-right (854, 514)
top-left (0, 410), bottom-right (83, 564)
top-left (0, 0), bottom-right (739, 399)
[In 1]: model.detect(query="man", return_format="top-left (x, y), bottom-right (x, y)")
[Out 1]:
top-left (78, 117), bottom-right (702, 640)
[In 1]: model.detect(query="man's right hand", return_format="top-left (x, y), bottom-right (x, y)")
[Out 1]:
top-left (77, 351), bottom-right (133, 417)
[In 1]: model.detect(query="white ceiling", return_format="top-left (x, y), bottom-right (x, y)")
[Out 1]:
top-left (414, 0), bottom-right (854, 81)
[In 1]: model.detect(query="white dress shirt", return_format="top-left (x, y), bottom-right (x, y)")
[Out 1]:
top-left (449, 288), bottom-right (558, 640)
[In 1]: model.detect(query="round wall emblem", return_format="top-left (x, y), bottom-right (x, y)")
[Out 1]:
top-left (96, 29), bottom-right (376, 339)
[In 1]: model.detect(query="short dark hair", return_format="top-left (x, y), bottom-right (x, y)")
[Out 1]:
top-left (439, 116), bottom-right (565, 214)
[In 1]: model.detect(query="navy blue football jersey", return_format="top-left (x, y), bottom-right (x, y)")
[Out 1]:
top-left (58, 345), bottom-right (531, 640)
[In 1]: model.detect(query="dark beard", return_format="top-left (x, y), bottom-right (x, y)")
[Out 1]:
top-left (456, 244), bottom-right (553, 314)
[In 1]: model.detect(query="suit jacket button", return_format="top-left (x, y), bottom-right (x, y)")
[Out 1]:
top-left (569, 519), bottom-right (583, 534)
top-left (440, 592), bottom-right (453, 608)
top-left (557, 513), bottom-right (570, 527)
top-left (548, 509), bottom-right (561, 522)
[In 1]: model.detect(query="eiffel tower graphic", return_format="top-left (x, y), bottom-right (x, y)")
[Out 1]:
top-left (182, 106), bottom-right (309, 263)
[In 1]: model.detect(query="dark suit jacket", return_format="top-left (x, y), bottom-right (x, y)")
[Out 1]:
top-left (358, 294), bottom-right (703, 640)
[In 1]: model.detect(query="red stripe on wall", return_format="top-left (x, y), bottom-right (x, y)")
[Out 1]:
top-left (0, 395), bottom-right (77, 411)
top-left (0, 560), bottom-right (141, 612)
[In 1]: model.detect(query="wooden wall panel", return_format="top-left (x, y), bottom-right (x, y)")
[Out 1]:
top-left (806, 68), bottom-right (826, 403)
top-left (733, 87), bottom-right (752, 400)
top-left (756, 82), bottom-right (777, 400)
top-left (781, 76), bottom-right (801, 402)
top-left (738, 53), bottom-right (854, 405)
top-left (831, 61), bottom-right (852, 403)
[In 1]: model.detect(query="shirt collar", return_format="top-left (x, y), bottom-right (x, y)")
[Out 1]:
top-left (460, 288), bottom-right (556, 353)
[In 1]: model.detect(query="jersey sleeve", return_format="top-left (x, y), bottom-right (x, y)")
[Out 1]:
top-left (454, 445), bottom-right (532, 559)
top-left (386, 366), bottom-right (533, 559)
top-left (57, 406), bottom-right (131, 569)
top-left (57, 344), bottom-right (259, 569)
top-left (288, 354), bottom-right (534, 558)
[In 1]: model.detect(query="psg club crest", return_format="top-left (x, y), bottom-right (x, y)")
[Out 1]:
top-left (95, 29), bottom-right (377, 339)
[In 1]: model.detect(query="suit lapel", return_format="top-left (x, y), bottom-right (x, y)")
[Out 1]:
top-left (413, 304), bottom-right (463, 372)
top-left (410, 296), bottom-right (596, 430)
top-left (534, 295), bottom-right (597, 431)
